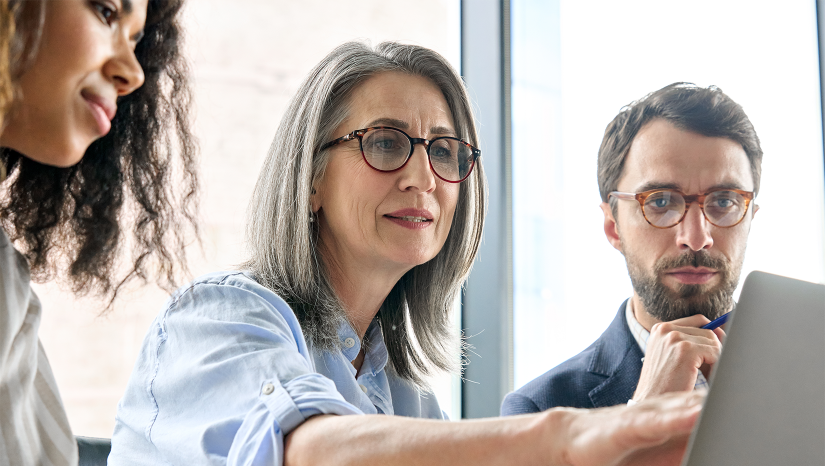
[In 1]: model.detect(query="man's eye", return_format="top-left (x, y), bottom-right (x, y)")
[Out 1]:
top-left (712, 198), bottom-right (736, 208)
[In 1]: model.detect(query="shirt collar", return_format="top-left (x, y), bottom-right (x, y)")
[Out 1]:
top-left (336, 318), bottom-right (389, 375)
top-left (624, 298), bottom-right (711, 390)
top-left (625, 299), bottom-right (651, 354)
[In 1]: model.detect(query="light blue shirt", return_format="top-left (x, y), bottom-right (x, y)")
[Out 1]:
top-left (109, 271), bottom-right (445, 465)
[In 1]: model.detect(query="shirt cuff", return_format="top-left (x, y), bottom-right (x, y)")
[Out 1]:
top-left (259, 373), bottom-right (363, 435)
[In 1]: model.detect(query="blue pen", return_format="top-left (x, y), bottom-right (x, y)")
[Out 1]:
top-left (701, 311), bottom-right (731, 330)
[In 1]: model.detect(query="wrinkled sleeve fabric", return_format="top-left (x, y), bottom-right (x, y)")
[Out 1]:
top-left (0, 229), bottom-right (78, 466)
top-left (110, 272), bottom-right (362, 466)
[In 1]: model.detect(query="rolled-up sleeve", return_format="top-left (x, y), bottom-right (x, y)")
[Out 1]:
top-left (111, 272), bottom-right (361, 466)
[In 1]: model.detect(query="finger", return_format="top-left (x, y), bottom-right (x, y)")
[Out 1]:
top-left (619, 393), bottom-right (704, 447)
top-left (651, 323), bottom-right (724, 342)
top-left (712, 326), bottom-right (726, 343)
top-left (644, 338), bottom-right (722, 372)
top-left (631, 392), bottom-right (704, 428)
top-left (566, 392), bottom-right (704, 466)
top-left (617, 435), bottom-right (691, 466)
top-left (648, 330), bottom-right (724, 354)
top-left (666, 314), bottom-right (712, 327)
top-left (674, 340), bottom-right (723, 366)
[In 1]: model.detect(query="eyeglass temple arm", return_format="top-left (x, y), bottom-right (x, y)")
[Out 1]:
top-left (320, 131), bottom-right (360, 151)
top-left (608, 191), bottom-right (638, 200)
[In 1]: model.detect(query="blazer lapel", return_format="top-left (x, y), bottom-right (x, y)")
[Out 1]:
top-left (587, 300), bottom-right (645, 408)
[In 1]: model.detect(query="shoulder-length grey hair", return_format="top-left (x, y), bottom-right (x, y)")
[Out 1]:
top-left (244, 41), bottom-right (487, 386)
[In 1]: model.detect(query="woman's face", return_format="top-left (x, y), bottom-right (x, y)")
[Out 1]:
top-left (314, 71), bottom-right (461, 276)
top-left (0, 0), bottom-right (148, 167)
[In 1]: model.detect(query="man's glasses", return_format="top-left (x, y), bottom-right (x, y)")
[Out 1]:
top-left (320, 126), bottom-right (481, 183)
top-left (609, 188), bottom-right (755, 228)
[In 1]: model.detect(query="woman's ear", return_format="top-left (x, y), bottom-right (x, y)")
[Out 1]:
top-left (310, 185), bottom-right (321, 213)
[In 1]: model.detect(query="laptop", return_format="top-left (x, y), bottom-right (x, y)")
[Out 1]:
top-left (682, 271), bottom-right (825, 465)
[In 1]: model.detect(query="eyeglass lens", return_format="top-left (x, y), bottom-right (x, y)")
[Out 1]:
top-left (642, 190), bottom-right (748, 227)
top-left (361, 128), bottom-right (474, 182)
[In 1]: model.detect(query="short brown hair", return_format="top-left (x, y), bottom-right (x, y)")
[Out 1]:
top-left (597, 82), bottom-right (763, 203)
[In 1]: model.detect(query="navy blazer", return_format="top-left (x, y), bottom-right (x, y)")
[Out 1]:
top-left (500, 300), bottom-right (644, 415)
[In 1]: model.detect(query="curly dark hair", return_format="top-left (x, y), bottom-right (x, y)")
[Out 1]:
top-left (0, 0), bottom-right (199, 305)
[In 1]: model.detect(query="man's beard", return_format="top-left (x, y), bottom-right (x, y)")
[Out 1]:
top-left (625, 249), bottom-right (742, 322)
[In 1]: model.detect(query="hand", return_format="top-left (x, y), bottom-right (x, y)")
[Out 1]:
top-left (558, 391), bottom-right (704, 466)
top-left (632, 314), bottom-right (725, 402)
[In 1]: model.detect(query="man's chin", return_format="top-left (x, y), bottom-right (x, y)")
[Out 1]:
top-left (646, 283), bottom-right (731, 321)
top-left (670, 283), bottom-right (711, 300)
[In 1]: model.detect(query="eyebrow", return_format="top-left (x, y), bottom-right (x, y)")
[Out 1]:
top-left (365, 118), bottom-right (456, 137)
top-left (633, 181), bottom-right (748, 193)
top-left (122, 0), bottom-right (133, 14)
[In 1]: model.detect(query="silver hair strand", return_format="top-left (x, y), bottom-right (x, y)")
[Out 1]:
top-left (243, 41), bottom-right (487, 387)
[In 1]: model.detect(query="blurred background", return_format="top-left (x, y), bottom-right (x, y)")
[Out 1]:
top-left (36, 0), bottom-right (825, 435)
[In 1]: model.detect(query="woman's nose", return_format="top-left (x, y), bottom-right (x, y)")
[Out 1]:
top-left (104, 38), bottom-right (145, 97)
top-left (398, 144), bottom-right (437, 193)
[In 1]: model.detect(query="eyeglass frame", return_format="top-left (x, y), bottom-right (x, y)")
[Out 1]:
top-left (319, 126), bottom-right (482, 183)
top-left (608, 188), bottom-right (756, 229)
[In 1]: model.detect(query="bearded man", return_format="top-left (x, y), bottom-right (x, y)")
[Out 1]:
top-left (501, 83), bottom-right (761, 414)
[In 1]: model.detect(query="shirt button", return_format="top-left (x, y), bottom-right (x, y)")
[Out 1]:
top-left (262, 383), bottom-right (275, 395)
top-left (359, 384), bottom-right (368, 394)
top-left (344, 337), bottom-right (356, 349)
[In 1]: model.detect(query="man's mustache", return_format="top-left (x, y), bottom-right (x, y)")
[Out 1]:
top-left (655, 250), bottom-right (730, 273)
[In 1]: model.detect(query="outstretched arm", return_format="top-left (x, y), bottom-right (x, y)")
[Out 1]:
top-left (286, 391), bottom-right (704, 466)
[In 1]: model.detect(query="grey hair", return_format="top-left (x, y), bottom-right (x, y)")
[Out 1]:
top-left (243, 41), bottom-right (487, 386)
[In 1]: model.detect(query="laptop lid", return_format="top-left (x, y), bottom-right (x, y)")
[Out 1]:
top-left (682, 271), bottom-right (825, 465)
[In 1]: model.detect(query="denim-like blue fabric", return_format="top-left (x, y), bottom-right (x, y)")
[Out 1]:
top-left (109, 271), bottom-right (444, 465)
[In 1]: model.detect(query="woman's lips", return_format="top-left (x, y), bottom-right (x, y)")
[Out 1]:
top-left (384, 208), bottom-right (434, 231)
top-left (81, 91), bottom-right (116, 136)
top-left (665, 267), bottom-right (718, 285)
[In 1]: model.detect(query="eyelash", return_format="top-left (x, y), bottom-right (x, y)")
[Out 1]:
top-left (91, 1), bottom-right (119, 26)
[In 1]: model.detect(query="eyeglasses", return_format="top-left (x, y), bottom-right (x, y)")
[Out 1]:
top-left (609, 188), bottom-right (755, 228)
top-left (320, 126), bottom-right (481, 183)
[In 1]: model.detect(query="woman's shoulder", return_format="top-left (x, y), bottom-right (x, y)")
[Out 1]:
top-left (171, 270), bottom-right (280, 302)
top-left (0, 227), bottom-right (11, 249)
top-left (0, 226), bottom-right (32, 284)
top-left (162, 270), bottom-right (301, 331)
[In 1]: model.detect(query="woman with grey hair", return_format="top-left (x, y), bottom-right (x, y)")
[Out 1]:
top-left (110, 41), bottom-right (702, 466)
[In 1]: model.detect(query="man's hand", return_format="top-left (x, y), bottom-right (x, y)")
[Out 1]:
top-left (632, 314), bottom-right (725, 402)
top-left (557, 391), bottom-right (705, 466)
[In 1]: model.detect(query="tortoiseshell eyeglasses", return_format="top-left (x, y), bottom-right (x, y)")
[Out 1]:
top-left (320, 126), bottom-right (481, 183)
top-left (609, 188), bottom-right (755, 228)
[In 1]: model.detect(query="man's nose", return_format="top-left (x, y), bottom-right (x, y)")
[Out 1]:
top-left (674, 202), bottom-right (714, 251)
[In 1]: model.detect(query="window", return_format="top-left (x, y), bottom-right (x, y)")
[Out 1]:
top-left (511, 0), bottom-right (825, 388)
top-left (36, 0), bottom-right (462, 436)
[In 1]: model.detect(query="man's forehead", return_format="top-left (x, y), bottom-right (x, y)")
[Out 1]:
top-left (618, 119), bottom-right (754, 193)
